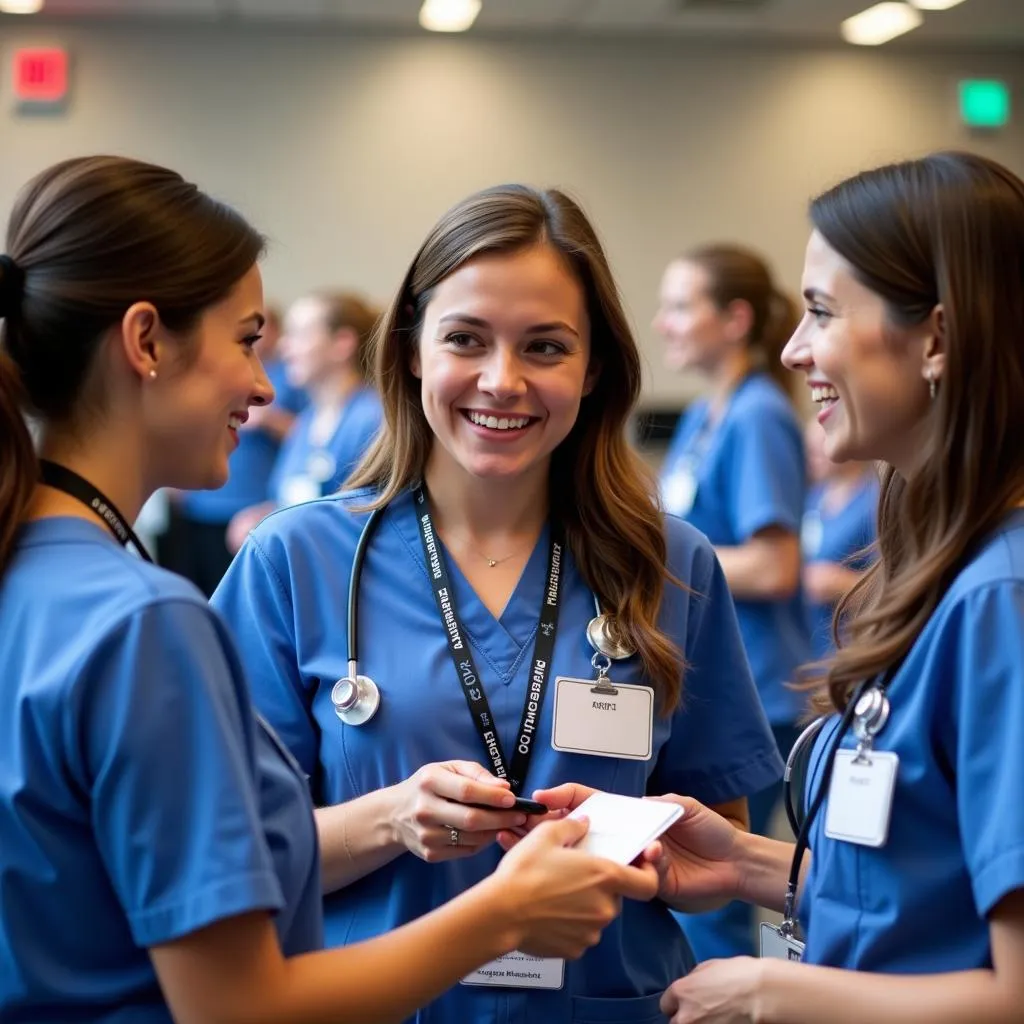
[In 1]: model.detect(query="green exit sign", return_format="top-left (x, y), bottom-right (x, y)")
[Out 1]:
top-left (959, 80), bottom-right (1010, 129)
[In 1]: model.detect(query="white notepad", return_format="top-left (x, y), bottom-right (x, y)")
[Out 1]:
top-left (568, 792), bottom-right (683, 865)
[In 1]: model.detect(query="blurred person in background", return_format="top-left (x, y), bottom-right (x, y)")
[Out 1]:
top-left (654, 244), bottom-right (810, 961)
top-left (227, 291), bottom-right (381, 552)
top-left (158, 304), bottom-right (307, 595)
top-left (802, 418), bottom-right (878, 662)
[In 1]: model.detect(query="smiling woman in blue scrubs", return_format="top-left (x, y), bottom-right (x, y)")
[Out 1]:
top-left (0, 157), bottom-right (661, 1024)
top-left (653, 245), bottom-right (811, 960)
top-left (213, 184), bottom-right (784, 1024)
top-left (160, 306), bottom-right (308, 595)
top-left (657, 152), bottom-right (1024, 1023)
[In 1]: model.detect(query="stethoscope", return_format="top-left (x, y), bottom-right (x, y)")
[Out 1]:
top-left (330, 507), bottom-right (637, 725)
top-left (782, 684), bottom-right (893, 836)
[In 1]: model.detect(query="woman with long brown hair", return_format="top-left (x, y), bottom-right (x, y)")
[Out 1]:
top-left (0, 156), bottom-right (663, 1024)
top-left (653, 151), bottom-right (1024, 1021)
top-left (212, 184), bottom-right (783, 1023)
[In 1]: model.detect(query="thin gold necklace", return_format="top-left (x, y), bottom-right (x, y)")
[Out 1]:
top-left (446, 533), bottom-right (534, 568)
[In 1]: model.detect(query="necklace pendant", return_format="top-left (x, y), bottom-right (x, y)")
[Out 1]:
top-left (487, 558), bottom-right (497, 567)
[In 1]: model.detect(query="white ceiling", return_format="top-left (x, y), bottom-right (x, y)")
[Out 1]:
top-left (9, 0), bottom-right (1024, 46)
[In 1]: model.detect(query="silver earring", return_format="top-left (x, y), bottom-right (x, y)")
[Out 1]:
top-left (927, 370), bottom-right (937, 401)
top-left (148, 369), bottom-right (158, 380)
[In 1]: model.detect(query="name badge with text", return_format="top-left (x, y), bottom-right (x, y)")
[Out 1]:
top-left (551, 676), bottom-right (654, 760)
top-left (759, 922), bottom-right (804, 962)
top-left (461, 951), bottom-right (564, 990)
top-left (824, 749), bottom-right (899, 848)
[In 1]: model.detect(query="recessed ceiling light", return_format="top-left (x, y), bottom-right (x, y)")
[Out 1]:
top-left (0, 0), bottom-right (45, 13)
top-left (419, 0), bottom-right (482, 33)
top-left (841, 2), bottom-right (924, 46)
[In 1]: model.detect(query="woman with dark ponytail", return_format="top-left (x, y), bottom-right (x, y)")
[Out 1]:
top-left (0, 156), bottom-right (658, 1024)
top-left (653, 244), bottom-right (811, 961)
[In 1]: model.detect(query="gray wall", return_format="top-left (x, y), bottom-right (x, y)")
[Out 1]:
top-left (2, 22), bottom-right (1022, 404)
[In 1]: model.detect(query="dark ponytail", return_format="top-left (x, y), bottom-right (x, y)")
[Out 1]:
top-left (684, 243), bottom-right (801, 401)
top-left (0, 155), bottom-right (265, 576)
top-left (0, 350), bottom-right (35, 576)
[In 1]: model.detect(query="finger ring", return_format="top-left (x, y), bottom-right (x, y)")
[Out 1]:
top-left (448, 827), bottom-right (460, 847)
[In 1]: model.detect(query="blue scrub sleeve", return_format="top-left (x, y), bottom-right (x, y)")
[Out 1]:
top-left (727, 409), bottom-right (804, 540)
top-left (71, 600), bottom-right (284, 948)
top-left (648, 538), bottom-right (783, 804)
top-left (952, 583), bottom-right (1024, 918)
top-left (212, 536), bottom-right (320, 782)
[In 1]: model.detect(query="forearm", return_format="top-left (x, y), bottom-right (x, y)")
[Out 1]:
top-left (271, 880), bottom-right (514, 1024)
top-left (715, 541), bottom-right (799, 601)
top-left (759, 961), bottom-right (1018, 1024)
top-left (736, 830), bottom-right (803, 915)
top-left (315, 787), bottom-right (406, 893)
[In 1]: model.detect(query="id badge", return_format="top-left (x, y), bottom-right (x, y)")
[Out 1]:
top-left (461, 951), bottom-right (564, 990)
top-left (551, 676), bottom-right (654, 760)
top-left (759, 922), bottom-right (804, 962)
top-left (801, 510), bottom-right (823, 559)
top-left (824, 749), bottom-right (899, 848)
top-left (280, 475), bottom-right (321, 507)
top-left (661, 469), bottom-right (697, 518)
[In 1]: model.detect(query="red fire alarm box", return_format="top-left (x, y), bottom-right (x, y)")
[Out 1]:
top-left (13, 48), bottom-right (69, 105)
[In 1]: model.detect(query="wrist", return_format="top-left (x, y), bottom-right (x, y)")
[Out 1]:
top-left (463, 873), bottom-right (525, 956)
top-left (753, 956), bottom-right (797, 1024)
top-left (379, 783), bottom-right (411, 854)
top-left (732, 827), bottom-right (761, 905)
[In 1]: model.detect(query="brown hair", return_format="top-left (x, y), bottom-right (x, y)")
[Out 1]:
top-left (0, 155), bottom-right (265, 574)
top-left (683, 243), bottom-right (800, 400)
top-left (307, 291), bottom-right (380, 380)
top-left (349, 184), bottom-right (686, 711)
top-left (809, 152), bottom-right (1024, 713)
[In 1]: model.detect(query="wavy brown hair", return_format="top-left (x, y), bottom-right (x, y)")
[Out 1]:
top-left (808, 152), bottom-right (1024, 713)
top-left (348, 184), bottom-right (686, 711)
top-left (682, 243), bottom-right (801, 401)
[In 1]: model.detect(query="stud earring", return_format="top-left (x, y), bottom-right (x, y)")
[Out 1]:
top-left (148, 369), bottom-right (158, 380)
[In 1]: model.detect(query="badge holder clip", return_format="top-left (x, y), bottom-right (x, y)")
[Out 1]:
top-left (589, 652), bottom-right (619, 697)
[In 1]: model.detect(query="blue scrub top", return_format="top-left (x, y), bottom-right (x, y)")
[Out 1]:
top-left (212, 488), bottom-right (783, 1024)
top-left (800, 510), bottom-right (1024, 972)
top-left (179, 357), bottom-right (308, 523)
top-left (659, 372), bottom-right (810, 724)
top-left (0, 519), bottom-right (323, 1023)
top-left (802, 476), bottom-right (878, 662)
top-left (269, 386), bottom-right (382, 508)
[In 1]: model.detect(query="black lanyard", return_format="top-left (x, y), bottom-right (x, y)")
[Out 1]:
top-left (38, 460), bottom-right (153, 563)
top-left (413, 486), bottom-right (563, 796)
top-left (783, 665), bottom-right (899, 927)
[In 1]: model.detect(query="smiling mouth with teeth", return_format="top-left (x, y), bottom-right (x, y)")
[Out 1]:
top-left (464, 410), bottom-right (535, 431)
top-left (810, 385), bottom-right (840, 406)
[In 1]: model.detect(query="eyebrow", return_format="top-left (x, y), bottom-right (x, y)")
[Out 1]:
top-left (241, 312), bottom-right (266, 330)
top-left (803, 288), bottom-right (837, 304)
top-left (438, 313), bottom-right (580, 338)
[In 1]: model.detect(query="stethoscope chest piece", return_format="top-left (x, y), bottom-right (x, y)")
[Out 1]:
top-left (853, 687), bottom-right (890, 742)
top-left (331, 674), bottom-right (381, 726)
top-left (585, 613), bottom-right (636, 661)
